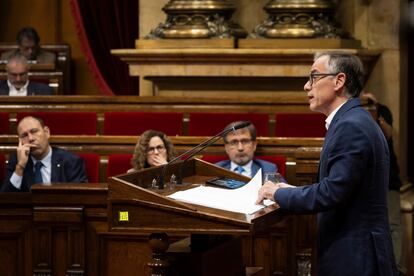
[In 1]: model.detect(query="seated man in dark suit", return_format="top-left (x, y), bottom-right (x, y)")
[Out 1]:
top-left (1, 116), bottom-right (88, 192)
top-left (0, 53), bottom-right (53, 96)
top-left (0, 26), bottom-right (55, 64)
top-left (215, 121), bottom-right (285, 181)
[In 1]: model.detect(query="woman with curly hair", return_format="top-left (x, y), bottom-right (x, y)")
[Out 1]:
top-left (129, 130), bottom-right (176, 172)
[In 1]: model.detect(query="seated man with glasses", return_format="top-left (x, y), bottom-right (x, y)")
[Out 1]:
top-left (128, 130), bottom-right (177, 172)
top-left (0, 52), bottom-right (53, 96)
top-left (215, 121), bottom-right (284, 180)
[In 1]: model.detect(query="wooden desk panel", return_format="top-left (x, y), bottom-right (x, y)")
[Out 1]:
top-left (0, 182), bottom-right (308, 276)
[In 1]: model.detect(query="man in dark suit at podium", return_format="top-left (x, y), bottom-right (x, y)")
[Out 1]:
top-left (1, 116), bottom-right (88, 192)
top-left (215, 121), bottom-right (284, 181)
top-left (257, 52), bottom-right (397, 275)
top-left (0, 53), bottom-right (53, 96)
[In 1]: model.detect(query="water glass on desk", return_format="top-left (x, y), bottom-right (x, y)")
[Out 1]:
top-left (264, 172), bottom-right (283, 184)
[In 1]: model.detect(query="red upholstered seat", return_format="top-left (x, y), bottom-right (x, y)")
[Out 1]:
top-left (275, 113), bottom-right (326, 137)
top-left (17, 112), bottom-right (97, 135)
top-left (0, 112), bottom-right (9, 134)
top-left (77, 153), bottom-right (100, 183)
top-left (188, 113), bottom-right (269, 136)
top-left (103, 112), bottom-right (183, 136)
top-left (200, 154), bottom-right (286, 177)
top-left (106, 154), bottom-right (133, 178)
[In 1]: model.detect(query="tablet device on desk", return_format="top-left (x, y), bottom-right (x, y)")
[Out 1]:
top-left (206, 177), bottom-right (247, 189)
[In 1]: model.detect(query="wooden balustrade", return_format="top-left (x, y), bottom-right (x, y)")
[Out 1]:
top-left (0, 135), bottom-right (323, 184)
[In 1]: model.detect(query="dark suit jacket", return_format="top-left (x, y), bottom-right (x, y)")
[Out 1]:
top-left (1, 147), bottom-right (88, 192)
top-left (215, 158), bottom-right (284, 181)
top-left (0, 80), bottom-right (53, 96)
top-left (275, 98), bottom-right (397, 275)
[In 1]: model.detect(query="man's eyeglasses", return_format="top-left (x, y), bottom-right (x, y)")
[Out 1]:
top-left (308, 72), bottom-right (339, 86)
top-left (8, 72), bottom-right (28, 78)
top-left (225, 139), bottom-right (253, 147)
top-left (147, 145), bottom-right (166, 154)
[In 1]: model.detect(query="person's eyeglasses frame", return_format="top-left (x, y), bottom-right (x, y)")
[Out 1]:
top-left (7, 71), bottom-right (28, 79)
top-left (308, 72), bottom-right (339, 87)
top-left (225, 138), bottom-right (253, 148)
top-left (147, 145), bottom-right (166, 154)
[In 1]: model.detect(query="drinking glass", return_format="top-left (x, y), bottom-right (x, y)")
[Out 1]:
top-left (264, 172), bottom-right (283, 184)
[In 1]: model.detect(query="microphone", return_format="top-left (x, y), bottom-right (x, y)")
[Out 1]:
top-left (157, 121), bottom-right (251, 188)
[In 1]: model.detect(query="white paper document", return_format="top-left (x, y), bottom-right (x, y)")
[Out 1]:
top-left (168, 169), bottom-right (274, 214)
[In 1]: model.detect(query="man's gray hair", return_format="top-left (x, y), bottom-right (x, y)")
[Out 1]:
top-left (314, 52), bottom-right (365, 97)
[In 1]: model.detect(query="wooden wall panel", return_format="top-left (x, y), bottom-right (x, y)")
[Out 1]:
top-left (102, 235), bottom-right (152, 276)
top-left (0, 0), bottom-right (57, 43)
top-left (0, 235), bottom-right (22, 276)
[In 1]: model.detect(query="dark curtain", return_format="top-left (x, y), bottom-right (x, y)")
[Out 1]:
top-left (70, 0), bottom-right (138, 95)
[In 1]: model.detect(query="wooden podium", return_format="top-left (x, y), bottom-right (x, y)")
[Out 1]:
top-left (108, 158), bottom-right (297, 275)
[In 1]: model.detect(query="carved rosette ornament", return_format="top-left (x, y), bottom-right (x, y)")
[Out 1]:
top-left (252, 0), bottom-right (344, 38)
top-left (146, 0), bottom-right (247, 39)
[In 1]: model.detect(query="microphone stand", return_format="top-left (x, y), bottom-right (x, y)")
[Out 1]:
top-left (157, 121), bottom-right (251, 189)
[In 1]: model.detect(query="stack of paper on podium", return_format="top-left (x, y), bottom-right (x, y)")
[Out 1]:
top-left (168, 169), bottom-right (274, 214)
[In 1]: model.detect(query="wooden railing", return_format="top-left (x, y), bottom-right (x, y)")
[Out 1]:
top-left (0, 135), bottom-right (323, 184)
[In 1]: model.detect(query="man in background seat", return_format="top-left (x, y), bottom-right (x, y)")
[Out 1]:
top-left (1, 116), bottom-right (88, 192)
top-left (215, 121), bottom-right (285, 181)
top-left (0, 53), bottom-right (53, 96)
top-left (1, 27), bottom-right (55, 64)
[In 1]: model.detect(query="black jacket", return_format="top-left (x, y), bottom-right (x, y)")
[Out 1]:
top-left (0, 80), bottom-right (53, 96)
top-left (1, 147), bottom-right (88, 192)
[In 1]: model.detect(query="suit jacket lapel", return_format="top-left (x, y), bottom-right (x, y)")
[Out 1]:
top-left (223, 160), bottom-right (231, 170)
top-left (251, 160), bottom-right (260, 178)
top-left (319, 98), bottom-right (362, 178)
top-left (50, 148), bottom-right (62, 182)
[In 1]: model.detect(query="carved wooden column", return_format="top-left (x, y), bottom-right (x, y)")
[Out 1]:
top-left (147, 233), bottom-right (170, 276)
top-left (145, 0), bottom-right (247, 39)
top-left (253, 0), bottom-right (343, 38)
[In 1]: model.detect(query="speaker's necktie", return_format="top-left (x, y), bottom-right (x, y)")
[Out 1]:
top-left (33, 161), bottom-right (44, 184)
